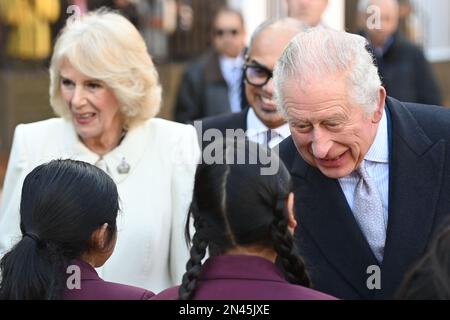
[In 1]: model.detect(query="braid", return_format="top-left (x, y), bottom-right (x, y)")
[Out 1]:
top-left (178, 205), bottom-right (209, 300)
top-left (271, 199), bottom-right (311, 288)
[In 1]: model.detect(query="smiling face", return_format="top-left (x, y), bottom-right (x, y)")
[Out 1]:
top-left (245, 27), bottom-right (300, 129)
top-left (59, 60), bottom-right (125, 153)
top-left (283, 75), bottom-right (385, 178)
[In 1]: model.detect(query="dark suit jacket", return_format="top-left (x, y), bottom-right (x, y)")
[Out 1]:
top-left (196, 108), bottom-right (249, 150)
top-left (201, 107), bottom-right (249, 131)
top-left (175, 51), bottom-right (247, 124)
top-left (365, 33), bottom-right (442, 106)
top-left (279, 97), bottom-right (450, 299)
top-left (151, 255), bottom-right (336, 300)
top-left (61, 259), bottom-right (154, 300)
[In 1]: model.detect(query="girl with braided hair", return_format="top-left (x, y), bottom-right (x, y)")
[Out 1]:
top-left (153, 139), bottom-right (336, 300)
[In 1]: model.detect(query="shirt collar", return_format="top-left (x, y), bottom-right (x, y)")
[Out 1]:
top-left (246, 107), bottom-right (290, 139)
top-left (70, 259), bottom-right (101, 281)
top-left (219, 54), bottom-right (245, 71)
top-left (365, 109), bottom-right (389, 163)
top-left (62, 119), bottom-right (148, 184)
top-left (372, 35), bottom-right (395, 58)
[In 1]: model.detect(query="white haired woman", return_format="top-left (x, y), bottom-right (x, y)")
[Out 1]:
top-left (0, 10), bottom-right (200, 293)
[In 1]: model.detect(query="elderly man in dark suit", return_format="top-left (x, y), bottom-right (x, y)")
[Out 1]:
top-left (274, 27), bottom-right (450, 300)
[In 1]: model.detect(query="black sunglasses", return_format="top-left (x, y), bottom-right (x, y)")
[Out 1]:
top-left (214, 28), bottom-right (240, 37)
top-left (244, 63), bottom-right (273, 87)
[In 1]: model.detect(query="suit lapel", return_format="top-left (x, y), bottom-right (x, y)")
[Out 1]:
top-left (292, 159), bottom-right (379, 298)
top-left (377, 98), bottom-right (446, 297)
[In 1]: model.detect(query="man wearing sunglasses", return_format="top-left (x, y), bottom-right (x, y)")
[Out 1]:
top-left (175, 7), bottom-right (247, 124)
top-left (199, 18), bottom-right (306, 150)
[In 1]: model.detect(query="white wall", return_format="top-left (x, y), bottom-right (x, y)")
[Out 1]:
top-left (323, 0), bottom-right (346, 30)
top-left (229, 0), bottom-right (346, 42)
top-left (413, 0), bottom-right (450, 62)
top-left (228, 0), bottom-right (268, 43)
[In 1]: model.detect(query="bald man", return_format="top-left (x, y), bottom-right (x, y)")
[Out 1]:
top-left (198, 18), bottom-right (307, 150)
top-left (360, 0), bottom-right (441, 105)
top-left (286, 0), bottom-right (328, 27)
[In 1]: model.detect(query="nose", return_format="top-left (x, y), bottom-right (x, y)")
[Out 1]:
top-left (70, 86), bottom-right (87, 110)
top-left (311, 130), bottom-right (333, 159)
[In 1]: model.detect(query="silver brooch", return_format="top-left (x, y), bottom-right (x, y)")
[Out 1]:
top-left (117, 157), bottom-right (130, 174)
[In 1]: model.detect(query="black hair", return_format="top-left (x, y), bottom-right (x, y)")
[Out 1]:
top-left (396, 221), bottom-right (450, 300)
top-left (179, 138), bottom-right (311, 300)
top-left (0, 159), bottom-right (119, 300)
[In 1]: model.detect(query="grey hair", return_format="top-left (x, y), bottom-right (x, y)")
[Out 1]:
top-left (273, 27), bottom-right (382, 118)
top-left (247, 18), bottom-right (308, 57)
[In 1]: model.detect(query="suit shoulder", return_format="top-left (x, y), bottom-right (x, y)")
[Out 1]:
top-left (200, 111), bottom-right (247, 133)
top-left (395, 36), bottom-right (425, 57)
top-left (13, 118), bottom-right (69, 144)
top-left (404, 103), bottom-right (450, 136)
top-left (150, 286), bottom-right (179, 300)
top-left (184, 51), bottom-right (216, 74)
top-left (102, 281), bottom-right (154, 300)
top-left (15, 118), bottom-right (67, 134)
top-left (282, 283), bottom-right (338, 300)
top-left (64, 280), bottom-right (155, 300)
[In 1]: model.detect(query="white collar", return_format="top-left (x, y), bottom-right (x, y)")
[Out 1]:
top-left (219, 54), bottom-right (245, 69)
top-left (365, 110), bottom-right (389, 164)
top-left (62, 119), bottom-right (148, 184)
top-left (245, 107), bottom-right (290, 139)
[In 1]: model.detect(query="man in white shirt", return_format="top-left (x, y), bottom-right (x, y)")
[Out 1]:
top-left (199, 18), bottom-right (307, 150)
top-left (175, 7), bottom-right (247, 123)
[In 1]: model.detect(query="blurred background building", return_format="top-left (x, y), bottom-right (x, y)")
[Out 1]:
top-left (1, 0), bottom-right (449, 191)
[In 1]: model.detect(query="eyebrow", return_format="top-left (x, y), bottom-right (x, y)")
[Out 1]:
top-left (290, 114), bottom-right (347, 125)
top-left (248, 59), bottom-right (270, 70)
top-left (60, 75), bottom-right (101, 84)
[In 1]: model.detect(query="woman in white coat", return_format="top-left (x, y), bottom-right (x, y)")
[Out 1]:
top-left (0, 10), bottom-right (200, 293)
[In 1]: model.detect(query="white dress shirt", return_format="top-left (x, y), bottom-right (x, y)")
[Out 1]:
top-left (220, 54), bottom-right (245, 113)
top-left (338, 111), bottom-right (390, 229)
top-left (245, 107), bottom-right (291, 149)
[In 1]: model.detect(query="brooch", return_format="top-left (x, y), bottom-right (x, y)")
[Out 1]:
top-left (117, 157), bottom-right (130, 174)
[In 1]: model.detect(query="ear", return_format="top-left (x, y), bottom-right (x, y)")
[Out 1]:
top-left (285, 192), bottom-right (297, 234)
top-left (372, 87), bottom-right (387, 124)
top-left (90, 223), bottom-right (110, 250)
